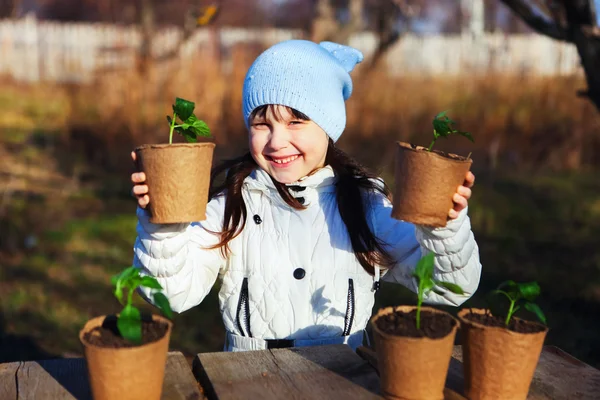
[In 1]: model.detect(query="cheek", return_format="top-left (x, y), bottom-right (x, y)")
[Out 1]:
top-left (249, 133), bottom-right (265, 155)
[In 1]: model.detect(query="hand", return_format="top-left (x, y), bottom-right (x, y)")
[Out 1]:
top-left (130, 151), bottom-right (150, 209)
top-left (449, 171), bottom-right (474, 220)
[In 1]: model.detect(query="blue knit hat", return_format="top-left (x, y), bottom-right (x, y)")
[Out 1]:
top-left (242, 40), bottom-right (364, 142)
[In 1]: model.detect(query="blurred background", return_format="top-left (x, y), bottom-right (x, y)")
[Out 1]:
top-left (0, 0), bottom-right (599, 368)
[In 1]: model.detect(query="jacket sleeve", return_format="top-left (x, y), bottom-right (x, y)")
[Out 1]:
top-left (369, 190), bottom-right (482, 306)
top-left (133, 194), bottom-right (227, 313)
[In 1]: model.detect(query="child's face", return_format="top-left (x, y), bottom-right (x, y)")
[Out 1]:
top-left (249, 105), bottom-right (328, 184)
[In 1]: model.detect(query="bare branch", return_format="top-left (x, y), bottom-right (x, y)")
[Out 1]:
top-left (500, 0), bottom-right (570, 41)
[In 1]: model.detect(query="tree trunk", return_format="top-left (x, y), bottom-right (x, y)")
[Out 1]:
top-left (500, 0), bottom-right (600, 112)
top-left (572, 28), bottom-right (600, 111)
top-left (138, 0), bottom-right (155, 76)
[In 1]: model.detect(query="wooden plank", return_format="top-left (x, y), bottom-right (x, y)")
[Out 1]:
top-left (193, 344), bottom-right (382, 400)
top-left (0, 362), bottom-right (19, 399)
top-left (359, 345), bottom-right (600, 400)
top-left (0, 351), bottom-right (202, 400)
top-left (527, 346), bottom-right (600, 400)
top-left (163, 352), bottom-right (205, 400)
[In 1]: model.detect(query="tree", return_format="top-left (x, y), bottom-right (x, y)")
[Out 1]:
top-left (499, 1), bottom-right (600, 111)
top-left (310, 0), bottom-right (420, 68)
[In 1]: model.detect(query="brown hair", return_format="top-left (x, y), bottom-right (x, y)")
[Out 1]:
top-left (208, 105), bottom-right (394, 275)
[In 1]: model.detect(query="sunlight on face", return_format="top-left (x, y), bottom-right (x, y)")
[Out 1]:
top-left (248, 105), bottom-right (329, 184)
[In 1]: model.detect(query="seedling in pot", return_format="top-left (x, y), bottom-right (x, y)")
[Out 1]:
top-left (166, 97), bottom-right (211, 144)
top-left (412, 253), bottom-right (465, 329)
top-left (427, 110), bottom-right (474, 152)
top-left (111, 266), bottom-right (173, 344)
top-left (488, 280), bottom-right (547, 326)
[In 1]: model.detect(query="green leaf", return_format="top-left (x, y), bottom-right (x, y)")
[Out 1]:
top-left (112, 266), bottom-right (139, 303)
top-left (188, 118), bottom-right (211, 137)
top-left (140, 276), bottom-right (163, 290)
top-left (434, 110), bottom-right (448, 119)
top-left (128, 275), bottom-right (143, 292)
top-left (524, 302), bottom-right (547, 325)
top-left (118, 305), bottom-right (142, 344)
top-left (459, 131), bottom-right (475, 143)
top-left (413, 253), bottom-right (435, 282)
top-left (183, 131), bottom-right (198, 143)
top-left (435, 280), bottom-right (465, 295)
top-left (153, 292), bottom-right (173, 319)
top-left (518, 282), bottom-right (541, 302)
top-left (173, 98), bottom-right (195, 121)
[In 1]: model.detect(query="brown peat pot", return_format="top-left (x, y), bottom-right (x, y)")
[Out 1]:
top-left (457, 308), bottom-right (548, 400)
top-left (391, 142), bottom-right (472, 228)
top-left (79, 314), bottom-right (173, 400)
top-left (135, 142), bottom-right (215, 223)
top-left (371, 305), bottom-right (460, 400)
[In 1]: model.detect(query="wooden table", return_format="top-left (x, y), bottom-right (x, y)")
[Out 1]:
top-left (0, 351), bottom-right (203, 399)
top-left (1, 345), bottom-right (599, 399)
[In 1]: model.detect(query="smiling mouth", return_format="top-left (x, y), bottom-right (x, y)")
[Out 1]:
top-left (266, 155), bottom-right (300, 166)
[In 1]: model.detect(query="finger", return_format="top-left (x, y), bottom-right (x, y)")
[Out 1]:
top-left (131, 151), bottom-right (137, 162)
top-left (131, 172), bottom-right (146, 183)
top-left (133, 185), bottom-right (149, 196)
top-left (464, 171), bottom-right (475, 188)
top-left (453, 193), bottom-right (468, 210)
top-left (448, 208), bottom-right (458, 219)
top-left (457, 185), bottom-right (472, 200)
top-left (139, 195), bottom-right (150, 208)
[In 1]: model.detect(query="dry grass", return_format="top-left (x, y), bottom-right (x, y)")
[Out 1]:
top-left (3, 46), bottom-right (598, 176)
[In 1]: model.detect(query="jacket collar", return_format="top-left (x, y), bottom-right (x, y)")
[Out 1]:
top-left (244, 166), bottom-right (337, 206)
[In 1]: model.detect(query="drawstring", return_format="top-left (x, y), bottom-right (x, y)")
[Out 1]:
top-left (372, 266), bottom-right (380, 292)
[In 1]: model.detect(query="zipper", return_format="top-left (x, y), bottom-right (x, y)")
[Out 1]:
top-left (342, 278), bottom-right (355, 336)
top-left (236, 277), bottom-right (252, 337)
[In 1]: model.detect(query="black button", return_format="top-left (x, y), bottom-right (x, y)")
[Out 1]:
top-left (253, 215), bottom-right (262, 224)
top-left (296, 197), bottom-right (305, 205)
top-left (288, 185), bottom-right (306, 192)
top-left (293, 268), bottom-right (306, 280)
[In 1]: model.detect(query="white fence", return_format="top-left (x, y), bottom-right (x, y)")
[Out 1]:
top-left (0, 15), bottom-right (582, 83)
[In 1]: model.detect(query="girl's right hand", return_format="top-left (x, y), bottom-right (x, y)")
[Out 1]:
top-left (131, 151), bottom-right (150, 208)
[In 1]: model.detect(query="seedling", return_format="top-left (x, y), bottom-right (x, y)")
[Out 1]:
top-left (488, 280), bottom-right (547, 326)
top-left (427, 110), bottom-right (474, 152)
top-left (412, 253), bottom-right (465, 329)
top-left (111, 266), bottom-right (173, 344)
top-left (166, 97), bottom-right (211, 144)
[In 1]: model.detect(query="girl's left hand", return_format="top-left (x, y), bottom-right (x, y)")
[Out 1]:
top-left (449, 171), bottom-right (475, 219)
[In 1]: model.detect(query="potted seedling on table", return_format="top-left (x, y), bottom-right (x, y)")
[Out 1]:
top-left (135, 97), bottom-right (214, 224)
top-left (371, 253), bottom-right (465, 400)
top-left (392, 111), bottom-right (474, 227)
top-left (79, 266), bottom-right (174, 400)
top-left (458, 281), bottom-right (548, 400)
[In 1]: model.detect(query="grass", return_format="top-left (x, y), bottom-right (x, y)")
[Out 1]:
top-left (1, 50), bottom-right (600, 367)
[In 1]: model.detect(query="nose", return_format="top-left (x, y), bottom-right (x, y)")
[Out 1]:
top-left (266, 124), bottom-right (290, 151)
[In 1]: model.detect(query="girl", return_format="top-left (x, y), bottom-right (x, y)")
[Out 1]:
top-left (131, 40), bottom-right (481, 352)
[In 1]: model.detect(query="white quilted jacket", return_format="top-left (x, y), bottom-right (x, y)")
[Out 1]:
top-left (133, 166), bottom-right (481, 349)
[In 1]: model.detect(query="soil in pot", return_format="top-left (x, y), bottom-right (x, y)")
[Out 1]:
top-left (375, 308), bottom-right (457, 339)
top-left (462, 311), bottom-right (546, 334)
top-left (82, 315), bottom-right (169, 348)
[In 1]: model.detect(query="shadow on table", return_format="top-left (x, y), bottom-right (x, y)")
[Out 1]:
top-left (0, 312), bottom-right (57, 363)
